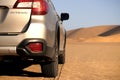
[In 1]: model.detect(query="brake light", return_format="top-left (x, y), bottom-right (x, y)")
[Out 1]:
top-left (13, 0), bottom-right (48, 15)
top-left (32, 0), bottom-right (48, 15)
top-left (27, 42), bottom-right (43, 53)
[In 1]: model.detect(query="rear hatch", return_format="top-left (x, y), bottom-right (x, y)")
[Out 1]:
top-left (0, 0), bottom-right (32, 33)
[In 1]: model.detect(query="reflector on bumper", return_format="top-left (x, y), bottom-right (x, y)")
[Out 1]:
top-left (27, 42), bottom-right (43, 53)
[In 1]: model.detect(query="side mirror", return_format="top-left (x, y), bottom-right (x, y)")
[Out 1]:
top-left (61, 13), bottom-right (69, 21)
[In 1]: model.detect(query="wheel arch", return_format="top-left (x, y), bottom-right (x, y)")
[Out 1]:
top-left (55, 22), bottom-right (60, 50)
top-left (55, 21), bottom-right (66, 52)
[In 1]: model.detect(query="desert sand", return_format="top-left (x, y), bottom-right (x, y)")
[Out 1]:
top-left (0, 25), bottom-right (120, 80)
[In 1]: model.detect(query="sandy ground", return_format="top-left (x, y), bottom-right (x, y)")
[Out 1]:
top-left (59, 41), bottom-right (120, 80)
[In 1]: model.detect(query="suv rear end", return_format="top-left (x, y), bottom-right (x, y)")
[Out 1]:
top-left (0, 0), bottom-right (69, 77)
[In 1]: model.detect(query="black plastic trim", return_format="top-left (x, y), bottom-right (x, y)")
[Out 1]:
top-left (17, 38), bottom-right (46, 57)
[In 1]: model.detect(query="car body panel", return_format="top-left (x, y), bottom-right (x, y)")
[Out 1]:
top-left (0, 0), bottom-right (68, 61)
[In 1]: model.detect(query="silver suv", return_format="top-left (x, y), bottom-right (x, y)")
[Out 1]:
top-left (0, 0), bottom-right (69, 77)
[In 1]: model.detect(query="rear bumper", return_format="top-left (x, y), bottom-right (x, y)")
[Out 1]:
top-left (17, 38), bottom-right (56, 61)
top-left (0, 39), bottom-right (56, 62)
top-left (0, 46), bottom-right (16, 56)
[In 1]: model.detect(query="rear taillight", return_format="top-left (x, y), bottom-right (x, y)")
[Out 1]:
top-left (27, 42), bottom-right (43, 53)
top-left (13, 0), bottom-right (48, 15)
top-left (32, 0), bottom-right (48, 15)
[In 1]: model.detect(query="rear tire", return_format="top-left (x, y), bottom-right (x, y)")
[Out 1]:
top-left (41, 56), bottom-right (58, 77)
top-left (41, 38), bottom-right (58, 77)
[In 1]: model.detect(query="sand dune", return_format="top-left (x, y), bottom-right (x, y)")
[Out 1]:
top-left (84, 34), bottom-right (120, 42)
top-left (99, 26), bottom-right (120, 36)
top-left (67, 25), bottom-right (120, 42)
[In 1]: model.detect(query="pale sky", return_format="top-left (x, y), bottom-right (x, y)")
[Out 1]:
top-left (52, 0), bottom-right (120, 30)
